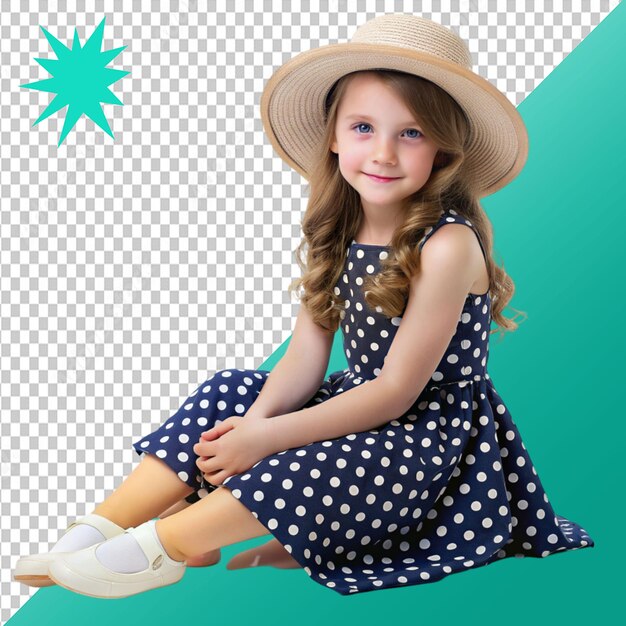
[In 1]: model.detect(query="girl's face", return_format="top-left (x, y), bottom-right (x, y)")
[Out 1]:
top-left (330, 73), bottom-right (440, 217)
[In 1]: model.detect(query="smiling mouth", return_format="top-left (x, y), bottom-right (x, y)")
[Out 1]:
top-left (364, 173), bottom-right (400, 182)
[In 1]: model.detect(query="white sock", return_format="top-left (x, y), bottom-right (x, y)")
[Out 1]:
top-left (95, 533), bottom-right (149, 573)
top-left (94, 521), bottom-right (184, 574)
top-left (50, 522), bottom-right (107, 553)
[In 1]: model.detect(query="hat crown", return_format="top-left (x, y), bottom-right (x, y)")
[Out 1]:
top-left (350, 13), bottom-right (473, 70)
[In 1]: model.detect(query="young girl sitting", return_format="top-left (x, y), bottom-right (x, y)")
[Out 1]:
top-left (14, 13), bottom-right (594, 599)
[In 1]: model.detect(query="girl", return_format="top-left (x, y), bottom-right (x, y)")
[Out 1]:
top-left (14, 13), bottom-right (594, 598)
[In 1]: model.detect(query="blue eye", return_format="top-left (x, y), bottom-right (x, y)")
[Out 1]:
top-left (404, 128), bottom-right (422, 139)
top-left (354, 123), bottom-right (372, 134)
top-left (352, 123), bottom-right (423, 139)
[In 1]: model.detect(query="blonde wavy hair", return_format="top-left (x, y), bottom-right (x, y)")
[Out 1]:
top-left (287, 69), bottom-right (526, 341)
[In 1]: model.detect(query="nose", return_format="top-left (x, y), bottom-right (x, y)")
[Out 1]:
top-left (372, 135), bottom-right (397, 165)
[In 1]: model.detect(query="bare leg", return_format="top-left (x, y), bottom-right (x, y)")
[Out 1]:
top-left (160, 496), bottom-right (301, 570)
top-left (155, 485), bottom-right (272, 562)
top-left (91, 454), bottom-right (195, 528)
top-left (91, 454), bottom-right (297, 569)
top-left (159, 498), bottom-right (194, 518)
top-left (159, 498), bottom-right (221, 567)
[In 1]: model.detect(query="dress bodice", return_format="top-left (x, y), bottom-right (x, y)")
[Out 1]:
top-left (333, 210), bottom-right (492, 386)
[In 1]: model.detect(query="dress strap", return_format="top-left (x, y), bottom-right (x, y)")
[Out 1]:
top-left (418, 209), bottom-right (487, 261)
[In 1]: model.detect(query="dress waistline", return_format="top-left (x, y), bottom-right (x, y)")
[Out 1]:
top-left (426, 374), bottom-right (490, 389)
top-left (341, 370), bottom-right (490, 388)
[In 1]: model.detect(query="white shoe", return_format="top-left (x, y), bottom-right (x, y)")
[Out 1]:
top-left (48, 519), bottom-right (186, 599)
top-left (13, 514), bottom-right (126, 588)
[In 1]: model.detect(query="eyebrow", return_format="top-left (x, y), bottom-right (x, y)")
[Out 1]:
top-left (343, 114), bottom-right (422, 126)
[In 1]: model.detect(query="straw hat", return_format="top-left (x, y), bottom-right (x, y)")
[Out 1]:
top-left (260, 13), bottom-right (529, 198)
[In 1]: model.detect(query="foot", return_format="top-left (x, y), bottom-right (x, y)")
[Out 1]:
top-left (48, 519), bottom-right (185, 599)
top-left (226, 538), bottom-right (302, 570)
top-left (13, 513), bottom-right (126, 588)
top-left (185, 548), bottom-right (221, 568)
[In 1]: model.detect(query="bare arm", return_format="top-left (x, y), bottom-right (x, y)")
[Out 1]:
top-left (245, 349), bottom-right (328, 420)
top-left (264, 377), bottom-right (409, 452)
top-left (245, 302), bottom-right (335, 420)
top-left (262, 223), bottom-right (482, 452)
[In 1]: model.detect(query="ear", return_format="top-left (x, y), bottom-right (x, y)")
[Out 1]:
top-left (330, 139), bottom-right (338, 154)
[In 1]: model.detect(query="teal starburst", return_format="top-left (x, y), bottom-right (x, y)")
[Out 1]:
top-left (20, 17), bottom-right (130, 146)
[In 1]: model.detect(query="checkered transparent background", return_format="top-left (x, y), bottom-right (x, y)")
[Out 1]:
top-left (0, 0), bottom-right (618, 622)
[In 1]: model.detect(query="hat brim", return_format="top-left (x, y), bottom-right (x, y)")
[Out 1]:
top-left (261, 42), bottom-right (528, 198)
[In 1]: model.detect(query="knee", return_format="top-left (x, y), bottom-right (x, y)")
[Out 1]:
top-left (198, 369), bottom-right (269, 409)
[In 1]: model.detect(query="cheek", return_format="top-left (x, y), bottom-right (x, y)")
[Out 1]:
top-left (338, 150), bottom-right (362, 174)
top-left (407, 155), bottom-right (436, 179)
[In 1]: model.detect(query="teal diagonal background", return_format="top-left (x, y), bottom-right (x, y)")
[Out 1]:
top-left (8, 4), bottom-right (625, 625)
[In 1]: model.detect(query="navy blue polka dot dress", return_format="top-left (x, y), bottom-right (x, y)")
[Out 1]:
top-left (132, 208), bottom-right (595, 595)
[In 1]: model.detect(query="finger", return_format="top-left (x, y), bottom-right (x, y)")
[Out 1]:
top-left (200, 427), bottom-right (222, 441)
top-left (204, 470), bottom-right (225, 487)
top-left (193, 439), bottom-right (217, 456)
top-left (196, 456), bottom-right (211, 472)
top-left (201, 418), bottom-right (237, 440)
top-left (197, 455), bottom-right (223, 475)
top-left (208, 419), bottom-right (232, 435)
top-left (196, 456), bottom-right (207, 472)
top-left (203, 470), bottom-right (224, 487)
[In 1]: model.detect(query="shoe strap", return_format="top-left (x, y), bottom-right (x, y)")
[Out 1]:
top-left (65, 514), bottom-right (125, 539)
top-left (126, 520), bottom-right (184, 569)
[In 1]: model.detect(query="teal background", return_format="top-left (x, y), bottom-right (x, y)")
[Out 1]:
top-left (9, 4), bottom-right (625, 625)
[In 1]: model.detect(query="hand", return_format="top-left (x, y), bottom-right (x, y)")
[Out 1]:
top-left (193, 415), bottom-right (275, 487)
